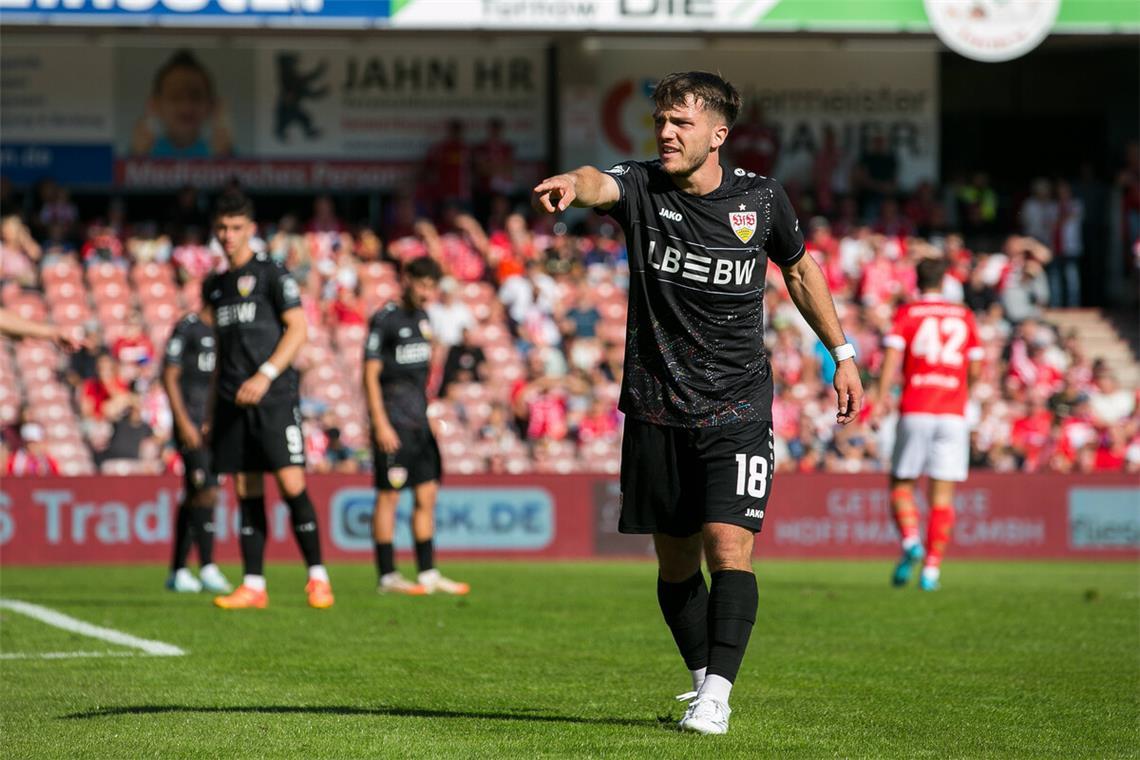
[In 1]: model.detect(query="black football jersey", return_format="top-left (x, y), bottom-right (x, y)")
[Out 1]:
top-left (601, 159), bottom-right (805, 427)
top-left (202, 252), bottom-right (302, 405)
top-left (364, 303), bottom-right (433, 431)
top-left (163, 312), bottom-right (215, 426)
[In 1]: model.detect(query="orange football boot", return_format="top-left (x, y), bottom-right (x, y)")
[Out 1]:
top-left (214, 585), bottom-right (268, 609)
top-left (306, 579), bottom-right (335, 609)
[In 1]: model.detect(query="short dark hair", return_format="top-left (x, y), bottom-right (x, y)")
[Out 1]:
top-left (403, 256), bottom-right (443, 281)
top-left (214, 192), bottom-right (254, 221)
top-left (152, 50), bottom-right (214, 99)
top-left (652, 71), bottom-right (741, 129)
top-left (916, 257), bottom-right (948, 291)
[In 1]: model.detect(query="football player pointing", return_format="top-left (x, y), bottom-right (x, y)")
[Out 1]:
top-left (533, 71), bottom-right (862, 735)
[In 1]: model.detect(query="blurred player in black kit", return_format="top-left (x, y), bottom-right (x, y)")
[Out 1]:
top-left (364, 256), bottom-right (469, 596)
top-left (203, 193), bottom-right (334, 610)
top-left (162, 306), bottom-right (231, 595)
top-left (532, 72), bottom-right (862, 734)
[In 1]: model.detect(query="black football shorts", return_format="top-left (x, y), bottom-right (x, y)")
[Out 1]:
top-left (619, 417), bottom-right (775, 537)
top-left (210, 397), bottom-right (306, 474)
top-left (373, 427), bottom-right (442, 491)
top-left (179, 445), bottom-right (220, 494)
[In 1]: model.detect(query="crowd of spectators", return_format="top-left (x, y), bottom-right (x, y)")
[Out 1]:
top-left (1, 138), bottom-right (1137, 478)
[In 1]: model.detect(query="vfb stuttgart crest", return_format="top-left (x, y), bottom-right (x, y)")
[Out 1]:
top-left (237, 275), bottom-right (257, 297)
top-left (387, 466), bottom-right (409, 489)
top-left (729, 211), bottom-right (757, 244)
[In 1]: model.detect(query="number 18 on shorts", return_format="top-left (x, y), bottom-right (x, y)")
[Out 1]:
top-left (619, 418), bottom-right (775, 537)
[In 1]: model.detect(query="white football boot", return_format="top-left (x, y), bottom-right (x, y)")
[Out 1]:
top-left (677, 691), bottom-right (731, 735)
top-left (199, 564), bottom-right (233, 594)
top-left (418, 569), bottom-right (470, 595)
top-left (166, 568), bottom-right (203, 593)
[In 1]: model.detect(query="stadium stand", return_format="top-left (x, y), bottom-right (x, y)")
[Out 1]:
top-left (1, 173), bottom-right (1138, 478)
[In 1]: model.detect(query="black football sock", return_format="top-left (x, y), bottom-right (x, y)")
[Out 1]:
top-left (657, 570), bottom-right (710, 672)
top-left (190, 506), bottom-right (215, 567)
top-left (238, 496), bottom-right (267, 576)
top-left (705, 570), bottom-right (758, 684)
top-left (374, 542), bottom-right (396, 577)
top-left (170, 502), bottom-right (194, 572)
top-left (285, 490), bottom-right (323, 567)
top-left (414, 539), bottom-right (435, 574)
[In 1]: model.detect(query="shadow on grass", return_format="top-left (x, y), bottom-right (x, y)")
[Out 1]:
top-left (62, 704), bottom-right (669, 728)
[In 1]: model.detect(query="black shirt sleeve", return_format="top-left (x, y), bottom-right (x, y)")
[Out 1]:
top-left (598, 161), bottom-right (650, 227)
top-left (201, 274), bottom-right (217, 310)
top-left (163, 320), bottom-right (189, 369)
top-left (364, 311), bottom-right (386, 362)
top-left (766, 180), bottom-right (806, 267)
top-left (269, 264), bottom-right (303, 317)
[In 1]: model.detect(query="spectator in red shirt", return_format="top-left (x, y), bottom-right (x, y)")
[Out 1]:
top-left (111, 316), bottom-right (156, 368)
top-left (80, 353), bottom-right (131, 422)
top-left (474, 118), bottom-right (517, 219)
top-left (1009, 393), bottom-right (1053, 470)
top-left (727, 103), bottom-right (780, 177)
top-left (577, 395), bottom-right (618, 444)
top-left (424, 119), bottom-right (472, 214)
top-left (5, 423), bottom-right (60, 476)
top-left (328, 283), bottom-right (365, 327)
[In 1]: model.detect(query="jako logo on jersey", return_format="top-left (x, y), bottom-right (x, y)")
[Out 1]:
top-left (730, 211), bottom-right (757, 243)
top-left (658, 207), bottom-right (683, 222)
top-left (237, 275), bottom-right (257, 297)
top-left (216, 302), bottom-right (257, 327)
top-left (647, 240), bottom-right (757, 286)
top-left (605, 165), bottom-right (630, 176)
top-left (745, 508), bottom-right (764, 519)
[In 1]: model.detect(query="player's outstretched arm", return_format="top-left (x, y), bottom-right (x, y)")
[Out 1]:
top-left (779, 255), bottom-right (864, 425)
top-left (0, 308), bottom-right (82, 351)
top-left (531, 166), bottom-right (621, 213)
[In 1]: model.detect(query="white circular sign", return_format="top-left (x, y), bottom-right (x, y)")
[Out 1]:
top-left (925, 0), bottom-right (1061, 63)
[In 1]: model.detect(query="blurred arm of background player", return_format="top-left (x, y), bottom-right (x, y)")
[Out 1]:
top-left (363, 357), bottom-right (401, 454)
top-left (0, 307), bottom-right (83, 352)
top-left (779, 255), bottom-right (864, 425)
top-left (162, 358), bottom-right (202, 450)
top-left (234, 307), bottom-right (307, 407)
top-left (531, 167), bottom-right (620, 213)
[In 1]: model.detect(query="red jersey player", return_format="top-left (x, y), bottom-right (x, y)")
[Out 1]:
top-left (876, 258), bottom-right (983, 591)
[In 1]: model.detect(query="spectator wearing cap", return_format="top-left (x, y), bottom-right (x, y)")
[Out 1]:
top-left (5, 423), bottom-right (60, 476)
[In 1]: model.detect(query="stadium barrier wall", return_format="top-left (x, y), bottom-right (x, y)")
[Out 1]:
top-left (0, 474), bottom-right (1136, 565)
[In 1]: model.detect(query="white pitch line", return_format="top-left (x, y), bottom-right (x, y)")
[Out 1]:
top-left (0, 599), bottom-right (185, 657)
top-left (1, 650), bottom-right (139, 660)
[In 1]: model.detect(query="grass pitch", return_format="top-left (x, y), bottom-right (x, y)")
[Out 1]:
top-left (1, 560), bottom-right (1137, 759)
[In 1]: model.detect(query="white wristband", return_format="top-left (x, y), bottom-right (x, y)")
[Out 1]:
top-left (258, 362), bottom-right (280, 381)
top-left (831, 343), bottom-right (856, 363)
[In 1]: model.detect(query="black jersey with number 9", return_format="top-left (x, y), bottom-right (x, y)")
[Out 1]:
top-left (600, 160), bottom-right (805, 428)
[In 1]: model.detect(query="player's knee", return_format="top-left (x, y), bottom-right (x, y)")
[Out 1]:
top-left (703, 525), bottom-right (753, 573)
top-left (236, 472), bottom-right (264, 499)
top-left (654, 533), bottom-right (703, 581)
top-left (191, 487), bottom-right (217, 509)
top-left (276, 467), bottom-right (306, 499)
